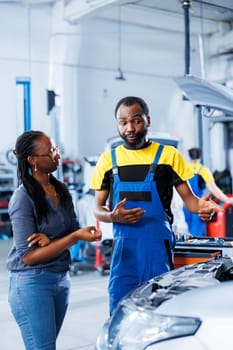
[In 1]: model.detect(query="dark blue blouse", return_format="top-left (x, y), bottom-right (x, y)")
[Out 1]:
top-left (6, 184), bottom-right (80, 272)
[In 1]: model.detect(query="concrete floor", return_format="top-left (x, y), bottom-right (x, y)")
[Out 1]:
top-left (0, 239), bottom-right (109, 350)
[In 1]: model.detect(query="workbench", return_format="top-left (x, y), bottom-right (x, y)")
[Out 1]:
top-left (174, 236), bottom-right (233, 268)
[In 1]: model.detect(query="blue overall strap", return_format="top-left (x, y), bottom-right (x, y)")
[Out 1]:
top-left (148, 144), bottom-right (164, 180)
top-left (111, 144), bottom-right (164, 181)
top-left (111, 148), bottom-right (119, 178)
top-left (112, 144), bottom-right (164, 169)
top-left (145, 143), bottom-right (174, 269)
top-left (151, 144), bottom-right (164, 168)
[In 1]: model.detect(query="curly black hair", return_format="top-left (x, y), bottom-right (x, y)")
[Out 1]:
top-left (14, 130), bottom-right (71, 224)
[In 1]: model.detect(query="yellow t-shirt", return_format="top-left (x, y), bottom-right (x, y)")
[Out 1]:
top-left (90, 142), bottom-right (194, 224)
top-left (91, 142), bottom-right (193, 189)
top-left (188, 162), bottom-right (214, 184)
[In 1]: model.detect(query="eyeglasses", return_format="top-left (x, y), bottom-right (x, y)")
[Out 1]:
top-left (33, 146), bottom-right (60, 161)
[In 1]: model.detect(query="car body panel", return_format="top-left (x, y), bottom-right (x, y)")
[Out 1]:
top-left (95, 257), bottom-right (233, 349)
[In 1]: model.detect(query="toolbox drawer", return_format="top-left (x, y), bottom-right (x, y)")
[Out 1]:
top-left (174, 249), bottom-right (221, 268)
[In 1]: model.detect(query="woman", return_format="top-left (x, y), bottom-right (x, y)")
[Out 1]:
top-left (6, 130), bottom-right (101, 350)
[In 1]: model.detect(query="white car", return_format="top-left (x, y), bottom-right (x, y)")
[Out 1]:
top-left (95, 256), bottom-right (233, 349)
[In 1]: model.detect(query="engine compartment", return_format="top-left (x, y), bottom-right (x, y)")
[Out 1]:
top-left (130, 257), bottom-right (233, 308)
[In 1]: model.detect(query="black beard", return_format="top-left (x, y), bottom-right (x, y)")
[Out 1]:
top-left (120, 129), bottom-right (148, 149)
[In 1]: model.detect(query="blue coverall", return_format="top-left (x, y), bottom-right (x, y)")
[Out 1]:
top-left (183, 168), bottom-right (206, 236)
top-left (108, 145), bottom-right (175, 314)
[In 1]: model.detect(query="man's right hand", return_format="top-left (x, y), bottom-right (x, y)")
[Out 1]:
top-left (111, 198), bottom-right (146, 224)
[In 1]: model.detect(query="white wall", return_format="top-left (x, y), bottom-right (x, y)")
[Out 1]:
top-left (75, 16), bottom-right (203, 156)
top-left (0, 4), bottom-right (52, 154)
top-left (0, 1), bottom-right (232, 179)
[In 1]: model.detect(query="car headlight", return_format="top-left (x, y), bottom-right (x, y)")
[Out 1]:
top-left (95, 299), bottom-right (201, 350)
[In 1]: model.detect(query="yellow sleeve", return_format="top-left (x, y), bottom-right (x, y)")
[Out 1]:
top-left (159, 145), bottom-right (194, 181)
top-left (90, 151), bottom-right (112, 190)
top-left (199, 165), bottom-right (215, 184)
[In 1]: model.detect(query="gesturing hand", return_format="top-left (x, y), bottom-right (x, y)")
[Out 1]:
top-left (111, 198), bottom-right (146, 224)
top-left (76, 226), bottom-right (102, 242)
top-left (198, 193), bottom-right (222, 222)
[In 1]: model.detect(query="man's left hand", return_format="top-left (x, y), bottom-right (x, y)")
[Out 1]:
top-left (198, 193), bottom-right (222, 222)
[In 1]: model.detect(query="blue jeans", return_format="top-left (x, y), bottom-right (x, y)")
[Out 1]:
top-left (8, 269), bottom-right (70, 350)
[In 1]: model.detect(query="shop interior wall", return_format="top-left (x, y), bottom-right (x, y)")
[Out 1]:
top-left (0, 3), bottom-right (231, 177)
top-left (0, 4), bottom-right (52, 164)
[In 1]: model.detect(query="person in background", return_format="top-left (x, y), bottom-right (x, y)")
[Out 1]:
top-left (90, 96), bottom-right (219, 314)
top-left (6, 130), bottom-right (101, 350)
top-left (183, 147), bottom-right (233, 236)
top-left (171, 188), bottom-right (189, 239)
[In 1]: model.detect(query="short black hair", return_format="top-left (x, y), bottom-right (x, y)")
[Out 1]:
top-left (188, 147), bottom-right (202, 160)
top-left (114, 96), bottom-right (149, 117)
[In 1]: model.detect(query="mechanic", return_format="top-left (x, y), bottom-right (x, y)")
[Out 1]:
top-left (90, 96), bottom-right (219, 314)
top-left (183, 147), bottom-right (233, 236)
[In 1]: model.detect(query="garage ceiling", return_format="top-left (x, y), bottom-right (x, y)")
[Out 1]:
top-left (1, 1), bottom-right (233, 29)
top-left (64, 1), bottom-right (233, 22)
top-left (62, 0), bottom-right (233, 35)
top-left (131, 0), bottom-right (233, 22)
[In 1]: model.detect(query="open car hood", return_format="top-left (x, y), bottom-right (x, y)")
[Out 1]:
top-left (174, 75), bottom-right (233, 116)
top-left (95, 257), bottom-right (233, 350)
top-left (127, 257), bottom-right (233, 308)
